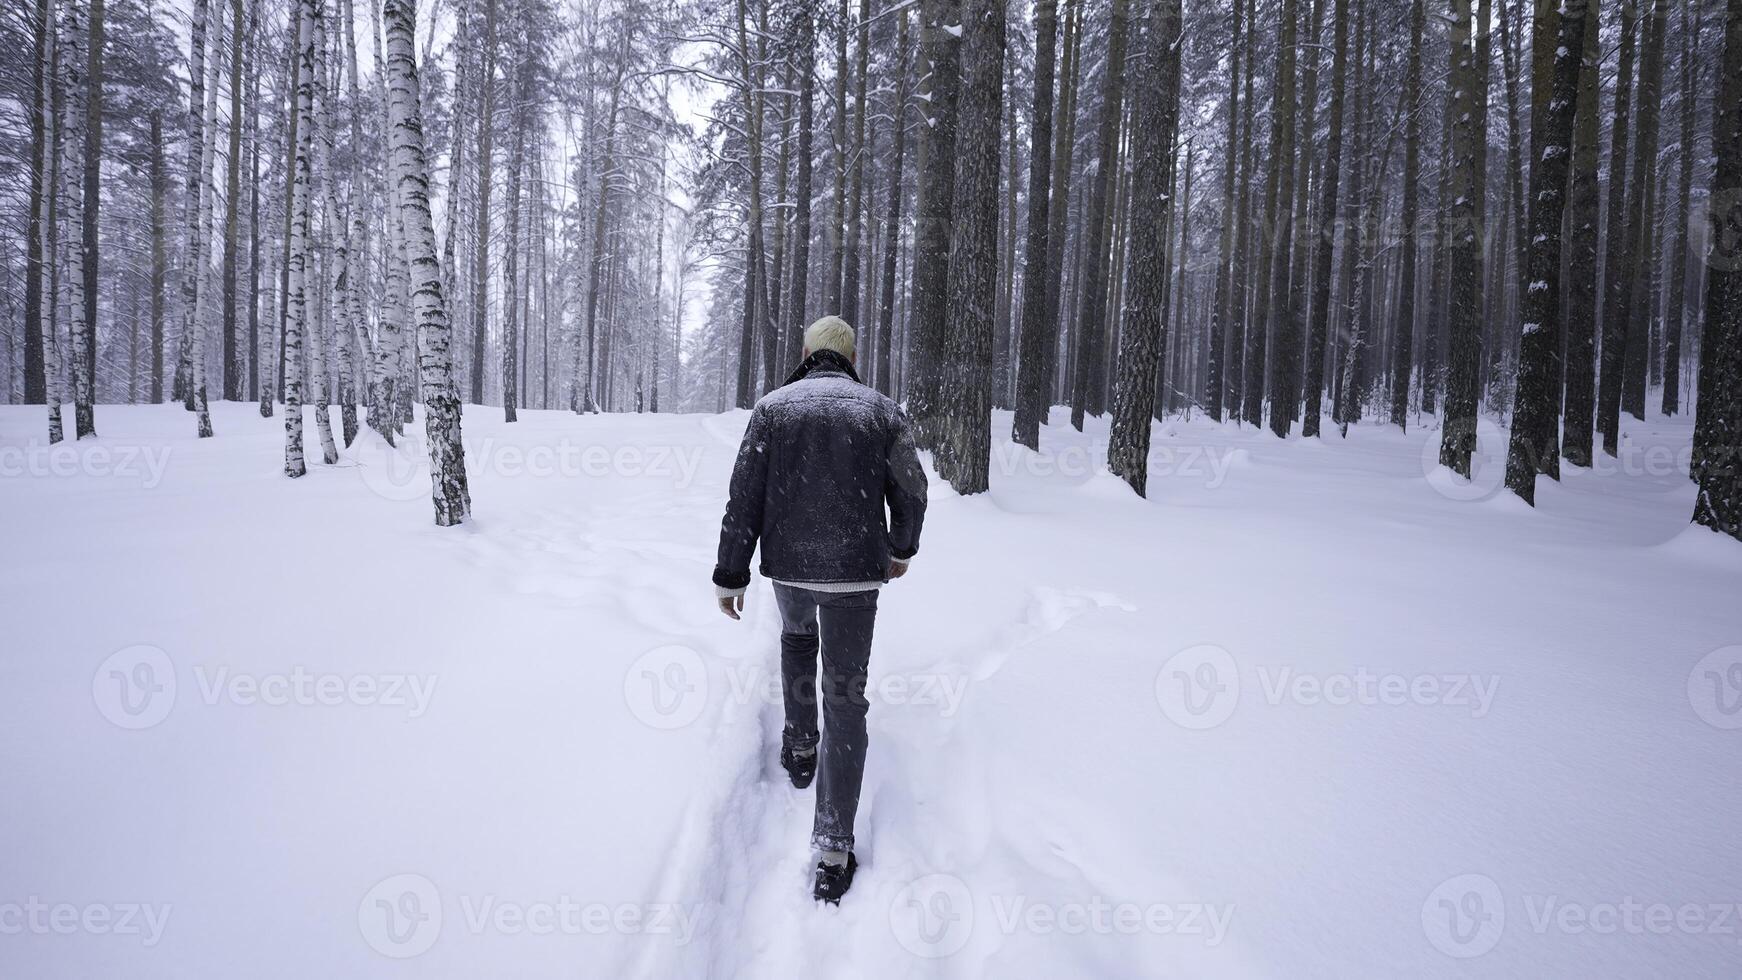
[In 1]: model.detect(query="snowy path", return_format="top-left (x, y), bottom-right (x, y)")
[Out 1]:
top-left (4, 402), bottom-right (1741, 978)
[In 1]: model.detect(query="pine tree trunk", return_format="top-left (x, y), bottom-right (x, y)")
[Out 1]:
top-left (841, 0), bottom-right (871, 323)
top-left (1504, 0), bottom-right (1591, 503)
top-left (1562, 0), bottom-right (1602, 467)
top-left (1691, 0), bottom-right (1742, 539)
top-left (1622, 0), bottom-right (1670, 421)
top-left (469, 0), bottom-right (498, 405)
top-left (1011, 0), bottom-right (1059, 447)
top-left (1108, 0), bottom-right (1183, 494)
top-left (732, 0), bottom-right (765, 406)
top-left (1440, 0), bottom-right (1487, 476)
top-left (1663, 0), bottom-right (1697, 417)
top-left (1388, 0), bottom-right (1424, 429)
top-left (501, 28), bottom-right (527, 424)
top-left (1227, 0), bottom-right (1256, 421)
top-left (1067, 0), bottom-right (1131, 430)
top-left (875, 8), bottom-right (911, 397)
top-left (1205, 0), bottom-right (1241, 425)
top-left (1304, 0), bottom-right (1351, 438)
top-left (933, 0), bottom-right (1004, 494)
top-left (1596, 0), bottom-right (1639, 455)
top-left (385, 0), bottom-right (472, 524)
top-left (909, 0), bottom-right (962, 446)
top-left (24, 0), bottom-right (51, 406)
top-left (1244, 0), bottom-right (1298, 430)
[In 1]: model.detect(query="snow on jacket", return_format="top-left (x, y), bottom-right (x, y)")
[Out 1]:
top-left (712, 349), bottom-right (928, 592)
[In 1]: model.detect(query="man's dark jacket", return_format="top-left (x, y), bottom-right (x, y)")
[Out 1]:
top-left (713, 350), bottom-right (928, 591)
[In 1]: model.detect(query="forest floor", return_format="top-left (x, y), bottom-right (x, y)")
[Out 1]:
top-left (4, 399), bottom-right (1740, 978)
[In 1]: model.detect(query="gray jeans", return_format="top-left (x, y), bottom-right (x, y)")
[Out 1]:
top-left (773, 583), bottom-right (879, 853)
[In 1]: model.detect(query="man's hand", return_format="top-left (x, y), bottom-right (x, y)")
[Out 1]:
top-left (888, 559), bottom-right (909, 580)
top-left (718, 593), bottom-right (745, 620)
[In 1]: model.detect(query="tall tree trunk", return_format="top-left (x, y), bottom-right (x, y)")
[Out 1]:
top-left (1205, 0), bottom-right (1241, 425)
top-left (1388, 0), bottom-right (1424, 429)
top-left (1011, 0), bottom-right (1059, 447)
top-left (24, 0), bottom-right (51, 406)
top-left (501, 21), bottom-right (527, 424)
top-left (1227, 0), bottom-right (1256, 420)
top-left (309, 0), bottom-right (338, 461)
top-left (1663, 0), bottom-right (1698, 417)
top-left (841, 0), bottom-right (871, 322)
top-left (732, 0), bottom-right (765, 406)
top-left (1562, 0), bottom-right (1602, 466)
top-left (1304, 0), bottom-right (1351, 437)
top-left (285, 0), bottom-right (313, 475)
top-left (1440, 0), bottom-right (1487, 476)
top-left (71, 0), bottom-right (99, 438)
top-left (1596, 0), bottom-right (1639, 454)
top-left (875, 7), bottom-right (911, 397)
top-left (1108, 0), bottom-right (1183, 493)
top-left (1504, 0), bottom-right (1591, 502)
top-left (908, 0), bottom-right (962, 445)
top-left (1622, 0), bottom-right (1670, 421)
top-left (469, 0), bottom-right (498, 404)
top-left (1691, 0), bottom-right (1742, 539)
top-left (934, 0), bottom-right (1004, 494)
top-left (385, 0), bottom-right (471, 524)
top-left (1244, 0), bottom-right (1299, 430)
top-left (826, 0), bottom-right (849, 314)
top-left (149, 110), bottom-right (166, 404)
top-left (1068, 0), bottom-right (1131, 429)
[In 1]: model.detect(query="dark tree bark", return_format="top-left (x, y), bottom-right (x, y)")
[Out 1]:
top-left (1692, 0), bottom-right (1742, 539)
top-left (1011, 0), bottom-right (1060, 447)
top-left (842, 0), bottom-right (871, 329)
top-left (1504, 0), bottom-right (1592, 503)
top-left (934, 0), bottom-right (1005, 494)
top-left (1440, 0), bottom-right (1487, 476)
top-left (1304, 0), bottom-right (1351, 437)
top-left (1562, 0), bottom-right (1602, 467)
top-left (75, 0), bottom-right (103, 439)
top-left (1244, 0), bottom-right (1299, 430)
top-left (469, 0), bottom-right (498, 405)
top-left (1067, 0), bottom-right (1131, 429)
top-left (150, 110), bottom-right (166, 404)
top-left (1205, 0), bottom-right (1242, 424)
top-left (1662, 0), bottom-right (1698, 417)
top-left (875, 8), bottom-right (911, 396)
top-left (23, 0), bottom-right (50, 406)
top-left (1108, 0), bottom-right (1183, 494)
top-left (908, 0), bottom-right (962, 445)
top-left (1596, 0), bottom-right (1639, 455)
top-left (222, 0), bottom-right (243, 401)
top-left (1389, 0), bottom-right (1425, 429)
top-left (1621, 0), bottom-right (1670, 421)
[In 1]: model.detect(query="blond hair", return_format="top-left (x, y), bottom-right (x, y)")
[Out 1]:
top-left (803, 315), bottom-right (856, 359)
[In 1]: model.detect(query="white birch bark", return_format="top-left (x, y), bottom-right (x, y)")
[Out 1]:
top-left (309, 0), bottom-right (338, 464)
top-left (55, 0), bottom-right (84, 444)
top-left (284, 0), bottom-right (315, 476)
top-left (385, 0), bottom-right (470, 524)
top-left (191, 0), bottom-right (221, 438)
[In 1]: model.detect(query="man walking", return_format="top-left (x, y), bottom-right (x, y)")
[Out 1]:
top-left (713, 315), bottom-right (928, 904)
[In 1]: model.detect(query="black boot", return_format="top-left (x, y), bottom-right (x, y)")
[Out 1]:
top-left (780, 741), bottom-right (817, 789)
top-left (812, 852), bottom-right (857, 904)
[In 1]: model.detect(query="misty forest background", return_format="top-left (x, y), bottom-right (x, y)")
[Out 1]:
top-left (0, 0), bottom-right (1739, 533)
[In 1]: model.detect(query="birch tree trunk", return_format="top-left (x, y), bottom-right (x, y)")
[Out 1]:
top-left (57, 0), bottom-right (87, 440)
top-left (309, 0), bottom-right (338, 462)
top-left (75, 0), bottom-right (101, 438)
top-left (24, 0), bottom-right (51, 406)
top-left (284, 0), bottom-right (314, 476)
top-left (385, 0), bottom-right (472, 525)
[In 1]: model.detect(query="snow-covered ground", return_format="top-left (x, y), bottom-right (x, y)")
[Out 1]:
top-left (3, 400), bottom-right (1740, 978)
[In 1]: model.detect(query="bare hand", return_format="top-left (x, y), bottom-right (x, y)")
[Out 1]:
top-left (718, 593), bottom-right (745, 620)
